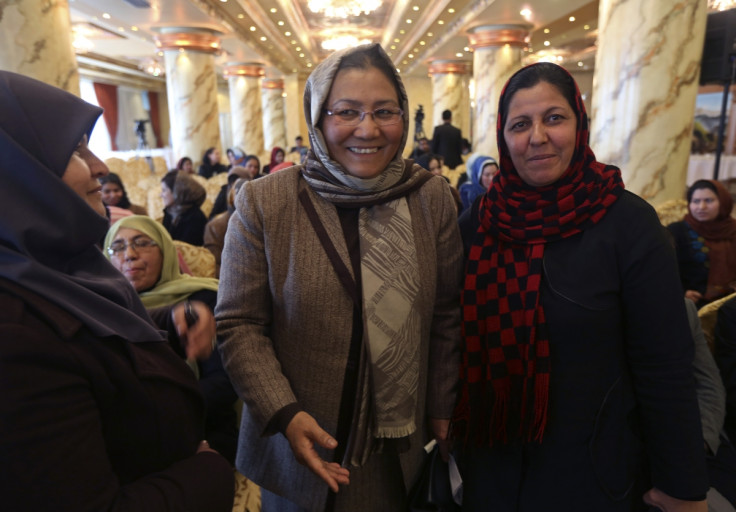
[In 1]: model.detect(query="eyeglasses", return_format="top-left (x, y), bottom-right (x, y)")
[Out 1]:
top-left (106, 237), bottom-right (158, 256)
top-left (323, 107), bottom-right (404, 127)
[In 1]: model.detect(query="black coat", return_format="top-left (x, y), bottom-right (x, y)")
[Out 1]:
top-left (163, 206), bottom-right (208, 246)
top-left (458, 191), bottom-right (708, 509)
top-left (0, 278), bottom-right (234, 511)
top-left (431, 122), bottom-right (463, 169)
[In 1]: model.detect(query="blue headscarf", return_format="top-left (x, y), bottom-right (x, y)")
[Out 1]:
top-left (459, 154), bottom-right (497, 212)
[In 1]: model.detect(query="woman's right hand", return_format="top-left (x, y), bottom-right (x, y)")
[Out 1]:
top-left (685, 290), bottom-right (703, 303)
top-left (284, 412), bottom-right (350, 492)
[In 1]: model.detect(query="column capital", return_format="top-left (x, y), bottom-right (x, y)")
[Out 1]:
top-left (262, 78), bottom-right (284, 90)
top-left (223, 62), bottom-right (266, 78)
top-left (427, 59), bottom-right (471, 76)
top-left (153, 26), bottom-right (222, 54)
top-left (467, 24), bottom-right (532, 49)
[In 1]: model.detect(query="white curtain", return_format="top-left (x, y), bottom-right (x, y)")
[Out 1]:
top-left (116, 87), bottom-right (155, 151)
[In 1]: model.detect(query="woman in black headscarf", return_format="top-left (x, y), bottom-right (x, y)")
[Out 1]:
top-left (0, 70), bottom-right (234, 511)
top-left (161, 169), bottom-right (208, 246)
top-left (455, 62), bottom-right (707, 511)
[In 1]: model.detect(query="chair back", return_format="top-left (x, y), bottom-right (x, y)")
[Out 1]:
top-left (172, 240), bottom-right (216, 278)
top-left (697, 291), bottom-right (736, 352)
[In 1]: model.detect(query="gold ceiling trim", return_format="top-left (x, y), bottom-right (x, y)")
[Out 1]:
top-left (154, 29), bottom-right (222, 54)
top-left (223, 63), bottom-right (266, 77)
top-left (262, 78), bottom-right (285, 89)
top-left (467, 24), bottom-right (531, 49)
top-left (427, 59), bottom-right (471, 75)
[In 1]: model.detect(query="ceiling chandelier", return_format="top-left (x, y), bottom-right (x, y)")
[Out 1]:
top-left (140, 57), bottom-right (165, 77)
top-left (307, 0), bottom-right (382, 19)
top-left (707, 0), bottom-right (736, 10)
top-left (321, 33), bottom-right (372, 51)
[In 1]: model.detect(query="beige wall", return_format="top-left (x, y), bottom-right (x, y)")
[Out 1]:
top-left (402, 74), bottom-right (434, 157)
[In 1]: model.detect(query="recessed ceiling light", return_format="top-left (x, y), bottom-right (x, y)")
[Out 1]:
top-left (296, 46), bottom-right (301, 51)
top-left (427, 32), bottom-right (433, 36)
top-left (237, 13), bottom-right (244, 19)
top-left (299, 53), bottom-right (304, 57)
top-left (578, 61), bottom-right (584, 67)
top-left (455, 52), bottom-right (463, 57)
top-left (544, 28), bottom-right (550, 33)
top-left (394, 38), bottom-right (400, 43)
top-left (413, 5), bottom-right (419, 11)
top-left (291, 40), bottom-right (296, 44)
top-left (270, 8), bottom-right (277, 13)
top-left (419, 41), bottom-right (425, 45)
top-left (285, 31), bottom-right (291, 36)
top-left (260, 36), bottom-right (267, 41)
top-left (583, 24), bottom-right (590, 30)
top-left (544, 40), bottom-right (550, 46)
top-left (569, 16), bottom-right (575, 21)
top-left (406, 19), bottom-right (412, 23)
top-left (438, 20), bottom-right (444, 25)
top-left (400, 29), bottom-right (405, 34)
top-left (390, 45), bottom-right (396, 49)
top-left (102, 12), bottom-right (111, 19)
top-left (250, 26), bottom-right (256, 31)
top-left (408, 54), bottom-right (414, 58)
top-left (403, 60), bottom-right (407, 64)
top-left (131, 26), bottom-right (139, 31)
top-left (278, 21), bottom-right (284, 26)
top-left (448, 8), bottom-right (455, 13)
top-left (157, 51), bottom-right (163, 56)
top-left (307, 63), bottom-right (312, 67)
top-left (520, 8), bottom-right (531, 17)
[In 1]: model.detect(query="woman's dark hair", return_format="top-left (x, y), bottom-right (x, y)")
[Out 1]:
top-left (499, 63), bottom-right (579, 129)
top-left (245, 155), bottom-right (260, 170)
top-left (161, 170), bottom-right (178, 192)
top-left (98, 172), bottom-right (131, 209)
top-left (202, 147), bottom-right (216, 166)
top-left (336, 45), bottom-right (402, 101)
top-left (687, 179), bottom-right (719, 203)
top-left (176, 156), bottom-right (192, 171)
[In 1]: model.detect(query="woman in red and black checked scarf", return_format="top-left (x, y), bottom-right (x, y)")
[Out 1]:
top-left (455, 62), bottom-right (708, 512)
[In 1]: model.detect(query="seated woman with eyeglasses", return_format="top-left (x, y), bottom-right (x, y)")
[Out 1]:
top-left (105, 215), bottom-right (238, 465)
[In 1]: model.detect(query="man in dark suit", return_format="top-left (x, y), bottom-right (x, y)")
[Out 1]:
top-left (431, 109), bottom-right (463, 169)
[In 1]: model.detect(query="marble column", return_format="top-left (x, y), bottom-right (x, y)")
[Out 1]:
top-left (0, 0), bottom-right (79, 94)
top-left (156, 28), bottom-right (222, 165)
top-left (428, 60), bottom-right (472, 152)
top-left (225, 63), bottom-right (265, 158)
top-left (590, 0), bottom-right (707, 204)
top-left (262, 79), bottom-right (288, 154)
top-left (468, 24), bottom-right (531, 160)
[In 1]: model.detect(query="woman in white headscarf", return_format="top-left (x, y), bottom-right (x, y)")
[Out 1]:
top-left (216, 43), bottom-right (463, 511)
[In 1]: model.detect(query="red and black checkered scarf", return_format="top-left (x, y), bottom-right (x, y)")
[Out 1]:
top-left (454, 64), bottom-right (624, 446)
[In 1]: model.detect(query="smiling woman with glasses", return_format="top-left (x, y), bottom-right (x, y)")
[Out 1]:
top-left (216, 43), bottom-right (463, 512)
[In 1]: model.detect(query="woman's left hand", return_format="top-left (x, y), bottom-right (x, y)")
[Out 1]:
top-left (643, 488), bottom-right (707, 512)
top-left (431, 418), bottom-right (452, 462)
top-left (172, 300), bottom-right (215, 360)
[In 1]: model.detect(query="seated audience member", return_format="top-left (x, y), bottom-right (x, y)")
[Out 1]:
top-left (198, 147), bottom-right (227, 179)
top-left (209, 165), bottom-right (252, 220)
top-left (410, 136), bottom-right (431, 160)
top-left (268, 160), bottom-right (295, 173)
top-left (459, 155), bottom-right (498, 212)
top-left (105, 216), bottom-right (238, 464)
top-left (261, 146), bottom-right (285, 175)
top-left (425, 154), bottom-right (462, 214)
top-left (100, 172), bottom-right (148, 216)
top-left (715, 295), bottom-right (736, 446)
top-left (205, 178), bottom-right (249, 278)
top-left (668, 179), bottom-right (736, 308)
top-left (688, 299), bottom-right (736, 510)
top-left (177, 156), bottom-right (194, 174)
top-left (0, 69), bottom-right (234, 511)
top-left (290, 135), bottom-right (309, 163)
top-left (226, 147), bottom-right (246, 170)
top-left (161, 170), bottom-right (208, 246)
